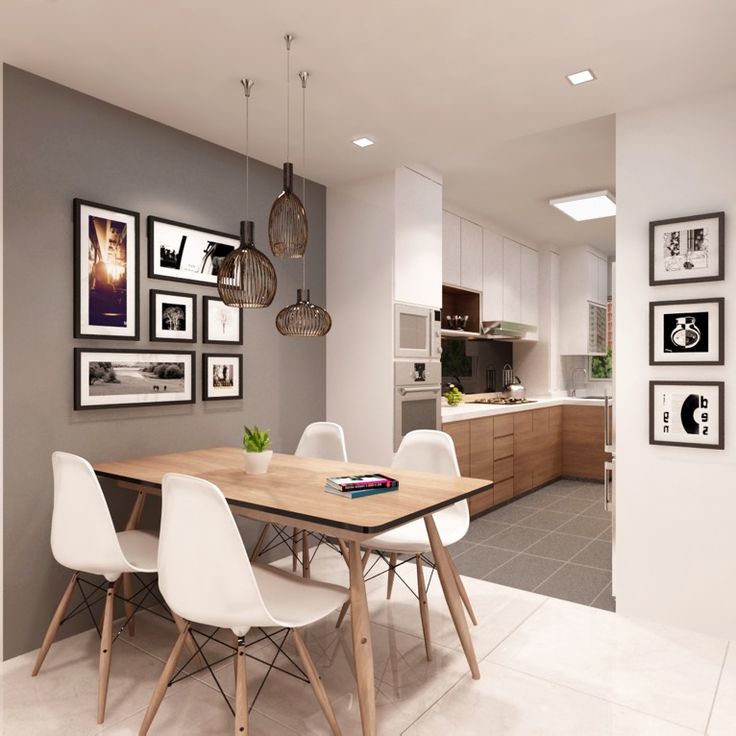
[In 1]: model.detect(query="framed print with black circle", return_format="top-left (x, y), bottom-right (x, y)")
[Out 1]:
top-left (74, 199), bottom-right (140, 339)
top-left (202, 353), bottom-right (243, 401)
top-left (649, 212), bottom-right (724, 285)
top-left (649, 298), bottom-right (724, 365)
top-left (649, 381), bottom-right (724, 449)
top-left (149, 290), bottom-right (197, 343)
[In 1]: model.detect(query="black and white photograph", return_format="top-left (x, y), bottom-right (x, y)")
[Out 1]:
top-left (650, 298), bottom-right (724, 365)
top-left (650, 212), bottom-right (724, 285)
top-left (74, 199), bottom-right (139, 339)
top-left (650, 380), bottom-right (724, 449)
top-left (149, 290), bottom-right (197, 342)
top-left (202, 353), bottom-right (243, 401)
top-left (203, 296), bottom-right (244, 344)
top-left (148, 216), bottom-right (238, 286)
top-left (74, 348), bottom-right (195, 409)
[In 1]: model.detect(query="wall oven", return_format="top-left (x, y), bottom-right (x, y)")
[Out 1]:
top-left (394, 360), bottom-right (441, 451)
top-left (394, 303), bottom-right (442, 360)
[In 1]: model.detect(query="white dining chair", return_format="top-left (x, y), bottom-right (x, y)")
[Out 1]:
top-left (342, 430), bottom-right (477, 661)
top-left (33, 452), bottom-right (159, 724)
top-left (139, 473), bottom-right (347, 736)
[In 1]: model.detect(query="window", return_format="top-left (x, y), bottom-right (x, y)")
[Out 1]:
top-left (589, 301), bottom-right (613, 380)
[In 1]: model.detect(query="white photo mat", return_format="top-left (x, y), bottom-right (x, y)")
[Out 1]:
top-left (650, 298), bottom-right (724, 365)
top-left (203, 354), bottom-right (242, 400)
top-left (150, 290), bottom-right (196, 342)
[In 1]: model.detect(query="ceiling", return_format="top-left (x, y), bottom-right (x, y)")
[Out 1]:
top-left (3, 1), bottom-right (736, 255)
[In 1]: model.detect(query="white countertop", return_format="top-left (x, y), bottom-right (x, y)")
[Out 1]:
top-left (441, 395), bottom-right (608, 422)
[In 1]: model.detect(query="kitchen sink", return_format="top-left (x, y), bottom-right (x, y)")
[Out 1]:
top-left (577, 395), bottom-right (607, 400)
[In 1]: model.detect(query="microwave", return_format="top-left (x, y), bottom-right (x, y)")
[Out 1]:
top-left (394, 303), bottom-right (442, 360)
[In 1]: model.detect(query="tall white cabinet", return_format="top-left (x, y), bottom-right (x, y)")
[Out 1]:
top-left (442, 211), bottom-right (482, 292)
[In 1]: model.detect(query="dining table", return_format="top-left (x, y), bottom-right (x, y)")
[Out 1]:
top-left (93, 446), bottom-right (493, 736)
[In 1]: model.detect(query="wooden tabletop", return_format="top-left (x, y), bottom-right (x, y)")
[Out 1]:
top-left (94, 447), bottom-right (493, 535)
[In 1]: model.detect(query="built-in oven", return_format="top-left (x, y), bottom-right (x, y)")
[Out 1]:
top-left (394, 360), bottom-right (442, 451)
top-left (394, 303), bottom-right (442, 360)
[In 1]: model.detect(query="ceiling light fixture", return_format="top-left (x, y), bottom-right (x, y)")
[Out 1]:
top-left (352, 137), bottom-right (375, 148)
top-left (566, 69), bottom-right (596, 86)
top-left (549, 190), bottom-right (616, 221)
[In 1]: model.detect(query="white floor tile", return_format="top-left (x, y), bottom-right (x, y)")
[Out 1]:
top-left (403, 661), bottom-right (701, 735)
top-left (708, 644), bottom-right (736, 735)
top-left (489, 597), bottom-right (727, 732)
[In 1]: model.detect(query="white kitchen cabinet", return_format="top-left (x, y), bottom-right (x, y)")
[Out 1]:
top-left (394, 167), bottom-right (442, 307)
top-left (502, 238), bottom-right (522, 323)
top-left (442, 210), bottom-right (462, 286)
top-left (520, 245), bottom-right (539, 328)
top-left (584, 249), bottom-right (608, 305)
top-left (597, 256), bottom-right (609, 304)
top-left (460, 219), bottom-right (483, 291)
top-left (482, 229), bottom-right (503, 321)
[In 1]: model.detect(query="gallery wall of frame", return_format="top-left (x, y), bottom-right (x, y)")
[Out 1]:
top-left (73, 199), bottom-right (246, 409)
top-left (648, 211), bottom-right (726, 449)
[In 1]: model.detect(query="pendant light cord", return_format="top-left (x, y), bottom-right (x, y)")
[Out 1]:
top-left (245, 84), bottom-right (250, 221)
top-left (301, 71), bottom-right (307, 292)
top-left (285, 34), bottom-right (292, 163)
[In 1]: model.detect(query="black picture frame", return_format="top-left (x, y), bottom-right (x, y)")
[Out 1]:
top-left (203, 296), bottom-right (244, 345)
top-left (148, 216), bottom-right (238, 287)
top-left (149, 289), bottom-right (198, 343)
top-left (649, 211), bottom-right (725, 286)
top-left (73, 198), bottom-right (140, 339)
top-left (649, 380), bottom-right (724, 449)
top-left (202, 353), bottom-right (243, 401)
top-left (74, 347), bottom-right (196, 410)
top-left (649, 298), bottom-right (724, 366)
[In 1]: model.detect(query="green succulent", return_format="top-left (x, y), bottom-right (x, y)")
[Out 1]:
top-left (243, 424), bottom-right (271, 453)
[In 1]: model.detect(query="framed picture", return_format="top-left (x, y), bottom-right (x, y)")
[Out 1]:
top-left (148, 216), bottom-right (237, 287)
top-left (650, 212), bottom-right (724, 285)
top-left (649, 298), bottom-right (724, 365)
top-left (74, 199), bottom-right (140, 339)
top-left (649, 380), bottom-right (724, 449)
top-left (202, 353), bottom-right (243, 401)
top-left (149, 290), bottom-right (197, 343)
top-left (203, 296), bottom-right (243, 345)
top-left (74, 348), bottom-right (195, 410)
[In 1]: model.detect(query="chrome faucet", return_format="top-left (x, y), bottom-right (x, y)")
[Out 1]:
top-left (570, 367), bottom-right (588, 397)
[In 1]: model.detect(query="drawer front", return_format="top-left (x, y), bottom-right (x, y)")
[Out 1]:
top-left (494, 414), bottom-right (514, 437)
top-left (493, 456), bottom-right (514, 481)
top-left (494, 434), bottom-right (514, 460)
top-left (494, 478), bottom-right (514, 504)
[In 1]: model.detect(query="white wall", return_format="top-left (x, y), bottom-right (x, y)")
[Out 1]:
top-left (615, 85), bottom-right (736, 638)
top-left (0, 62), bottom-right (5, 661)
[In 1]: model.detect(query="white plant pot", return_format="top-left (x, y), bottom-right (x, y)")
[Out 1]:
top-left (243, 449), bottom-right (273, 475)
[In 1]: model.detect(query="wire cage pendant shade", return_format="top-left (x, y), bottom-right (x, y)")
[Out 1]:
top-left (276, 288), bottom-right (331, 336)
top-left (218, 220), bottom-right (277, 308)
top-left (269, 162), bottom-right (308, 259)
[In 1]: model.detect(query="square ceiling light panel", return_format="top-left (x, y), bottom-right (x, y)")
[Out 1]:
top-left (566, 69), bottom-right (596, 85)
top-left (550, 191), bottom-right (616, 221)
top-left (352, 137), bottom-right (375, 148)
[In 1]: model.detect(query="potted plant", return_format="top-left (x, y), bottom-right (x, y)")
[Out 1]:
top-left (444, 384), bottom-right (464, 407)
top-left (242, 424), bottom-right (273, 474)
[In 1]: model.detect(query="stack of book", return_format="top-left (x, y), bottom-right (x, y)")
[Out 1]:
top-left (324, 473), bottom-right (399, 499)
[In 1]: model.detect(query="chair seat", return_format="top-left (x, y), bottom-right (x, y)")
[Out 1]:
top-left (116, 530), bottom-right (158, 573)
top-left (362, 510), bottom-right (467, 554)
top-left (252, 564), bottom-right (348, 628)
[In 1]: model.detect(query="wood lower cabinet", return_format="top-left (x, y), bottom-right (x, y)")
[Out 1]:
top-left (562, 405), bottom-right (607, 481)
top-left (443, 420), bottom-right (470, 476)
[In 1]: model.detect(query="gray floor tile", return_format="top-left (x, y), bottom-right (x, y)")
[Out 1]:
top-left (484, 554), bottom-right (563, 592)
top-left (591, 582), bottom-right (616, 612)
top-left (535, 563), bottom-right (612, 605)
top-left (545, 496), bottom-right (597, 514)
top-left (452, 544), bottom-right (517, 579)
top-left (568, 483), bottom-right (604, 501)
top-left (541, 479), bottom-right (584, 495)
top-left (597, 525), bottom-right (613, 542)
top-left (518, 509), bottom-right (575, 531)
top-left (484, 503), bottom-right (536, 524)
top-left (448, 540), bottom-right (476, 558)
top-left (556, 515), bottom-right (611, 539)
top-left (512, 490), bottom-right (560, 509)
top-left (524, 532), bottom-right (593, 562)
top-left (479, 524), bottom-right (549, 552)
top-left (464, 518), bottom-right (512, 543)
top-left (580, 502), bottom-right (612, 520)
top-left (572, 540), bottom-right (612, 570)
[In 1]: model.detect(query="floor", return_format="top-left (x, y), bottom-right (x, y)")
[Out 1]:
top-left (455, 478), bottom-right (615, 610)
top-left (3, 545), bottom-right (735, 735)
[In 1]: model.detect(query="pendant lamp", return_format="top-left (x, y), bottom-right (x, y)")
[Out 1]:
top-left (276, 71), bottom-right (332, 337)
top-left (268, 34), bottom-right (308, 259)
top-left (217, 79), bottom-right (277, 308)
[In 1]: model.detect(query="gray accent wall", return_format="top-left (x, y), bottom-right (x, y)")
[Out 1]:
top-left (3, 66), bottom-right (327, 659)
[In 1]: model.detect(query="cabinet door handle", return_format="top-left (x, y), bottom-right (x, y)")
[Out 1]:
top-left (603, 460), bottom-right (613, 511)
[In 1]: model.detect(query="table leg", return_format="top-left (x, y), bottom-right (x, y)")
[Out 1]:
top-left (424, 515), bottom-right (480, 680)
top-left (302, 530), bottom-right (311, 579)
top-left (348, 540), bottom-right (376, 736)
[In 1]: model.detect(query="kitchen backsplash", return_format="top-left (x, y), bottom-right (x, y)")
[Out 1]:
top-left (560, 355), bottom-right (613, 395)
top-left (441, 338), bottom-right (513, 394)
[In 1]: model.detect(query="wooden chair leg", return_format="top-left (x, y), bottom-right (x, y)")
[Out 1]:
top-left (415, 555), bottom-right (432, 661)
top-left (251, 523), bottom-right (271, 560)
top-left (386, 553), bottom-right (397, 600)
top-left (292, 628), bottom-right (342, 736)
top-left (449, 555), bottom-right (478, 626)
top-left (138, 622), bottom-right (191, 736)
top-left (98, 580), bottom-right (118, 724)
top-left (302, 530), bottom-right (311, 579)
top-left (172, 612), bottom-right (206, 672)
top-left (292, 528), bottom-right (299, 572)
top-left (335, 549), bottom-right (371, 629)
top-left (234, 637), bottom-right (248, 736)
top-left (32, 571), bottom-right (78, 676)
top-left (122, 573), bottom-right (136, 637)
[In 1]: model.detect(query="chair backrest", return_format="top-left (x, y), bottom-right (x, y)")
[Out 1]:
top-left (158, 473), bottom-right (275, 630)
top-left (50, 451), bottom-right (129, 578)
top-left (392, 430), bottom-right (469, 529)
top-left (295, 421), bottom-right (348, 462)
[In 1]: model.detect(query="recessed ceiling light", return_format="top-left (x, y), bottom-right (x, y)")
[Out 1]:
top-left (550, 191), bottom-right (616, 221)
top-left (566, 69), bottom-right (596, 86)
top-left (352, 137), bottom-right (375, 148)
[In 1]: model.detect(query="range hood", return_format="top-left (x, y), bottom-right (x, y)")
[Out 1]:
top-left (481, 320), bottom-right (535, 340)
